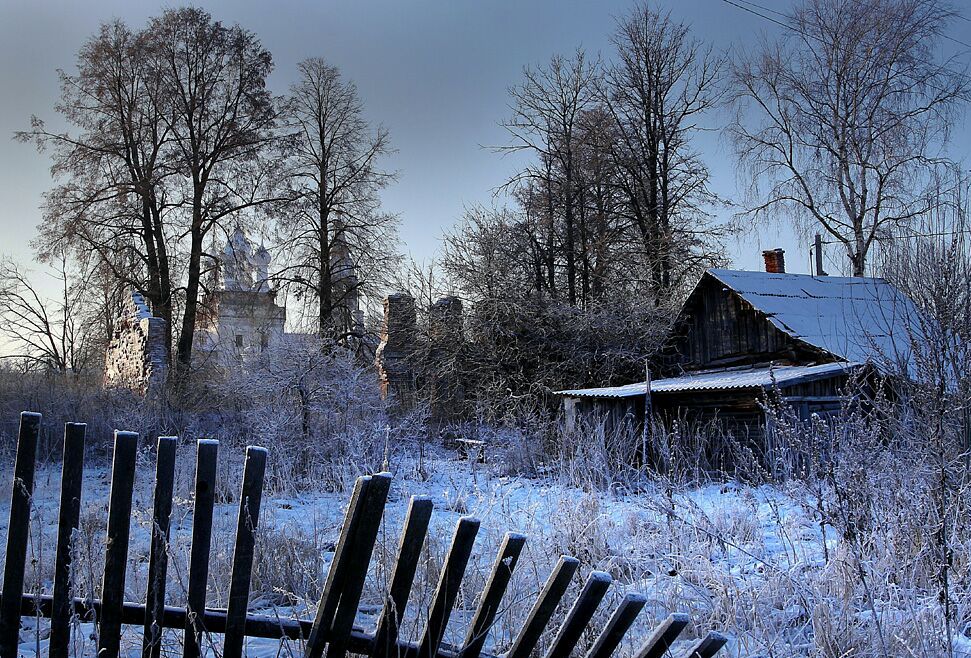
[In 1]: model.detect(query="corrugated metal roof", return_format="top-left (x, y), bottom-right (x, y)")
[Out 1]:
top-left (556, 362), bottom-right (858, 399)
top-left (706, 269), bottom-right (919, 366)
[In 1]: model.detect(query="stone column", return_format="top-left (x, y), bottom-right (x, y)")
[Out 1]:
top-left (375, 293), bottom-right (417, 413)
top-left (428, 296), bottom-right (465, 426)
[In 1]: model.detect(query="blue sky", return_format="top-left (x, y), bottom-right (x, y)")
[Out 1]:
top-left (2, 0), bottom-right (970, 287)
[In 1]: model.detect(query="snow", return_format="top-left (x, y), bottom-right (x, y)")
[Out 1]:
top-left (130, 291), bottom-right (152, 320)
top-left (707, 269), bottom-right (921, 369)
top-left (1, 451), bottom-right (967, 657)
top-left (557, 362), bottom-right (858, 398)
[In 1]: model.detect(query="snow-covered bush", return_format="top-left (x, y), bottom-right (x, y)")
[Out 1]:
top-left (211, 336), bottom-right (388, 493)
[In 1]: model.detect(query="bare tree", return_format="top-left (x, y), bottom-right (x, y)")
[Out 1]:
top-left (275, 58), bottom-right (398, 341)
top-left (603, 4), bottom-right (724, 296)
top-left (499, 49), bottom-right (599, 306)
top-left (0, 255), bottom-right (92, 373)
top-left (730, 0), bottom-right (968, 276)
top-left (18, 19), bottom-right (178, 358)
top-left (145, 7), bottom-right (279, 376)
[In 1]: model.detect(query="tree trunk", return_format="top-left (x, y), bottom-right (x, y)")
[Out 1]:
top-left (176, 192), bottom-right (204, 377)
top-left (318, 186), bottom-right (333, 339)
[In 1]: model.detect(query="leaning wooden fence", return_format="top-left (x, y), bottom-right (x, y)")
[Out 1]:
top-left (0, 411), bottom-right (727, 658)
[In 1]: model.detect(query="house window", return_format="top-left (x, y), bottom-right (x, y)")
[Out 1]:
top-left (235, 334), bottom-right (244, 348)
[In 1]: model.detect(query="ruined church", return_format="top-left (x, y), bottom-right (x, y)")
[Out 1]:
top-left (103, 229), bottom-right (465, 425)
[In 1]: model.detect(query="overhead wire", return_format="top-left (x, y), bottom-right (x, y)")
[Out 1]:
top-left (720, 0), bottom-right (971, 100)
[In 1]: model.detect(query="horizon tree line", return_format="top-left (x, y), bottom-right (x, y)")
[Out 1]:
top-left (1, 0), bottom-right (968, 387)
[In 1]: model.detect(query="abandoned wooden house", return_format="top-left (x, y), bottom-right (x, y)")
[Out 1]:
top-left (557, 250), bottom-right (921, 465)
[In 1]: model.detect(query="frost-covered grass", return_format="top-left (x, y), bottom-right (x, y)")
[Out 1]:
top-left (1, 444), bottom-right (969, 657)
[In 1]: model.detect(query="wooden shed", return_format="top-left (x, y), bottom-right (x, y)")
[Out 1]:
top-left (557, 266), bottom-right (919, 465)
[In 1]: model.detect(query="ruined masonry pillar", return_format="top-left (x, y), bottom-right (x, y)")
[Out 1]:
top-left (375, 293), bottom-right (417, 413)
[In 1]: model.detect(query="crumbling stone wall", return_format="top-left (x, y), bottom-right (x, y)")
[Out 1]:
top-left (375, 293), bottom-right (417, 412)
top-left (104, 291), bottom-right (169, 394)
top-left (376, 293), bottom-right (467, 424)
top-left (428, 296), bottom-right (465, 424)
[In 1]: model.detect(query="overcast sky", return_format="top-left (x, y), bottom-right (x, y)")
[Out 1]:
top-left (2, 0), bottom-right (970, 288)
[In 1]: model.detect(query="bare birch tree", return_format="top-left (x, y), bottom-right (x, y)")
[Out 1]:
top-left (730, 0), bottom-right (968, 276)
top-left (0, 255), bottom-right (92, 373)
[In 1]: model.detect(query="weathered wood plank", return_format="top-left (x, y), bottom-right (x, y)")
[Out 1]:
top-left (184, 439), bottom-right (218, 658)
top-left (633, 613), bottom-right (690, 658)
top-left (683, 631), bottom-right (727, 658)
top-left (459, 532), bottom-right (526, 658)
top-left (22, 593), bottom-right (494, 658)
top-left (142, 436), bottom-right (178, 658)
top-left (0, 411), bottom-right (41, 657)
top-left (505, 555), bottom-right (580, 658)
top-left (49, 422), bottom-right (86, 658)
top-left (372, 495), bottom-right (434, 658)
top-left (223, 445), bottom-right (268, 658)
top-left (416, 516), bottom-right (481, 658)
top-left (305, 475), bottom-right (372, 658)
top-left (543, 570), bottom-right (612, 658)
top-left (583, 592), bottom-right (646, 658)
top-left (327, 472), bottom-right (393, 658)
top-left (97, 430), bottom-right (139, 657)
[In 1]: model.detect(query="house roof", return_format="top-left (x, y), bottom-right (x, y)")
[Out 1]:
top-left (557, 362), bottom-right (858, 399)
top-left (704, 269), bottom-right (919, 367)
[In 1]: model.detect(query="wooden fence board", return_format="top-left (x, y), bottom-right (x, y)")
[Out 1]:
top-left (327, 472), bottom-right (393, 658)
top-left (223, 445), bottom-right (268, 658)
top-left (372, 495), bottom-right (434, 658)
top-left (184, 439), bottom-right (219, 658)
top-left (416, 516), bottom-right (481, 658)
top-left (0, 411), bottom-right (41, 658)
top-left (97, 430), bottom-right (139, 657)
top-left (634, 613), bottom-right (690, 658)
top-left (684, 631), bottom-right (728, 658)
top-left (49, 422), bottom-right (86, 658)
top-left (583, 592), bottom-right (647, 658)
top-left (544, 570), bottom-right (612, 658)
top-left (143, 436), bottom-right (178, 658)
top-left (505, 555), bottom-right (580, 658)
top-left (306, 475), bottom-right (373, 658)
top-left (460, 531), bottom-right (526, 658)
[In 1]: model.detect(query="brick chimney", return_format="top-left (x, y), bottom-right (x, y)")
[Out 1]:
top-left (762, 248), bottom-right (786, 274)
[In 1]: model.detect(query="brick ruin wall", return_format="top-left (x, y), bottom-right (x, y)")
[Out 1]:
top-left (428, 296), bottom-right (465, 424)
top-left (375, 293), bottom-right (466, 423)
top-left (375, 293), bottom-right (418, 413)
top-left (104, 291), bottom-right (169, 394)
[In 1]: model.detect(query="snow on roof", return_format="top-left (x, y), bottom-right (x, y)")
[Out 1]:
top-left (706, 269), bottom-right (919, 366)
top-left (557, 362), bottom-right (858, 399)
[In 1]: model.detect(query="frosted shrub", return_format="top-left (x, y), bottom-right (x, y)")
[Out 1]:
top-left (225, 337), bottom-right (388, 493)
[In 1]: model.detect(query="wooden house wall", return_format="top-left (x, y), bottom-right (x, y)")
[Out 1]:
top-left (663, 274), bottom-right (826, 371)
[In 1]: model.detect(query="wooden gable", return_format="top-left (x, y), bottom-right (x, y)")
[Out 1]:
top-left (663, 272), bottom-right (831, 371)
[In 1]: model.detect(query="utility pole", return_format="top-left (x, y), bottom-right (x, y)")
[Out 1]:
top-left (642, 362), bottom-right (653, 466)
top-left (814, 234), bottom-right (827, 276)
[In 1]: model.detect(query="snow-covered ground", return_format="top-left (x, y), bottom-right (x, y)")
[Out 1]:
top-left (1, 446), bottom-right (967, 657)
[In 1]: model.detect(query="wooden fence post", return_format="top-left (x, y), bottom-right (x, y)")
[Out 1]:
top-left (143, 436), bottom-right (178, 658)
top-left (49, 422), bottom-right (86, 658)
top-left (0, 411), bottom-right (41, 658)
top-left (184, 439), bottom-right (219, 658)
top-left (223, 446), bottom-right (268, 658)
top-left (372, 495), bottom-right (433, 658)
top-left (97, 430), bottom-right (139, 656)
